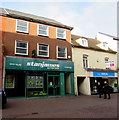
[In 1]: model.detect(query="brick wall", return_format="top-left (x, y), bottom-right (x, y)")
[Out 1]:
top-left (2, 16), bottom-right (72, 60)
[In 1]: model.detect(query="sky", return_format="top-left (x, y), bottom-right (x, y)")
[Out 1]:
top-left (0, 0), bottom-right (118, 38)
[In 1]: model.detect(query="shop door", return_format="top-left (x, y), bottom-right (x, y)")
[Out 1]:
top-left (47, 75), bottom-right (60, 96)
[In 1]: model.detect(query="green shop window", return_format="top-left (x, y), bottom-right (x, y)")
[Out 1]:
top-left (26, 76), bottom-right (47, 97)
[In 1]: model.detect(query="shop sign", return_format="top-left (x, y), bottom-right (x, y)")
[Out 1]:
top-left (26, 62), bottom-right (60, 70)
top-left (93, 71), bottom-right (115, 77)
top-left (105, 61), bottom-right (115, 68)
top-left (5, 56), bottom-right (74, 72)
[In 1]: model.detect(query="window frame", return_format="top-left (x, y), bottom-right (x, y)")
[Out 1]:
top-left (103, 42), bottom-right (108, 48)
top-left (83, 54), bottom-right (88, 68)
top-left (16, 19), bottom-right (29, 33)
top-left (57, 46), bottom-right (67, 59)
top-left (37, 43), bottom-right (49, 57)
top-left (37, 24), bottom-right (49, 36)
top-left (15, 40), bottom-right (28, 55)
top-left (56, 28), bottom-right (66, 39)
top-left (82, 38), bottom-right (88, 47)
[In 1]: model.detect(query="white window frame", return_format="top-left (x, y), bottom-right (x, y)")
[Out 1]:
top-left (37, 43), bottom-right (49, 57)
top-left (56, 28), bottom-right (66, 39)
top-left (37, 24), bottom-right (49, 36)
top-left (83, 55), bottom-right (88, 68)
top-left (15, 40), bottom-right (28, 55)
top-left (57, 46), bottom-right (67, 59)
top-left (102, 42), bottom-right (108, 50)
top-left (16, 19), bottom-right (29, 33)
top-left (82, 39), bottom-right (88, 47)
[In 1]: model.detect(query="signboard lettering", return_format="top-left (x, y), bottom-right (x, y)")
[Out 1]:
top-left (93, 71), bottom-right (115, 77)
top-left (27, 62), bottom-right (60, 69)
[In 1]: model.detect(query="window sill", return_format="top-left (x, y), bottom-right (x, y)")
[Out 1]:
top-left (57, 38), bottom-right (66, 40)
top-left (15, 53), bottom-right (28, 56)
top-left (37, 55), bottom-right (49, 58)
top-left (16, 31), bottom-right (29, 34)
top-left (38, 34), bottom-right (49, 38)
top-left (57, 57), bottom-right (68, 60)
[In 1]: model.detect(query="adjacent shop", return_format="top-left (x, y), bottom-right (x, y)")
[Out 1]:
top-left (87, 68), bottom-right (118, 94)
top-left (4, 56), bottom-right (74, 97)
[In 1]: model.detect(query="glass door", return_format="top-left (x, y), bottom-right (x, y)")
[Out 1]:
top-left (47, 74), bottom-right (60, 96)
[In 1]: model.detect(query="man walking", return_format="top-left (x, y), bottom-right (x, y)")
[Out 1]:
top-left (97, 82), bottom-right (103, 98)
top-left (103, 81), bottom-right (111, 99)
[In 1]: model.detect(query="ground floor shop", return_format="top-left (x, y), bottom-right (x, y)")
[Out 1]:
top-left (4, 56), bottom-right (74, 97)
top-left (76, 69), bottom-right (118, 95)
top-left (90, 77), bottom-right (118, 94)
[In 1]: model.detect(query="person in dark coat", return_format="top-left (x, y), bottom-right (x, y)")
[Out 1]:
top-left (103, 81), bottom-right (111, 99)
top-left (97, 82), bottom-right (103, 98)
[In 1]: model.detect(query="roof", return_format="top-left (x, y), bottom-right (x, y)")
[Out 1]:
top-left (0, 8), bottom-right (73, 30)
top-left (71, 34), bottom-right (116, 53)
top-left (98, 32), bottom-right (117, 39)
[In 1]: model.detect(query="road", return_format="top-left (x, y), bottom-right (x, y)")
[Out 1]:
top-left (2, 94), bottom-right (118, 119)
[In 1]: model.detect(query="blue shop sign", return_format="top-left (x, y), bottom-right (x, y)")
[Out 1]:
top-left (93, 71), bottom-right (115, 77)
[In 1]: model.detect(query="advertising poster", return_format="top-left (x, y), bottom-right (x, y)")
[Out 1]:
top-left (5, 75), bottom-right (15, 88)
top-left (27, 76), bottom-right (43, 88)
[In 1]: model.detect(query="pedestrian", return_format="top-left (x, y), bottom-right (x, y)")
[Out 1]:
top-left (103, 81), bottom-right (111, 99)
top-left (97, 82), bottom-right (103, 98)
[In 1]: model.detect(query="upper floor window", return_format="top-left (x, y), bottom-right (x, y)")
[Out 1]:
top-left (81, 38), bottom-right (88, 47)
top-left (15, 40), bottom-right (28, 55)
top-left (57, 28), bottom-right (66, 39)
top-left (102, 42), bottom-right (108, 50)
top-left (38, 24), bottom-right (48, 36)
top-left (83, 54), bottom-right (88, 68)
top-left (37, 43), bottom-right (49, 57)
top-left (16, 20), bottom-right (29, 33)
top-left (57, 46), bottom-right (67, 59)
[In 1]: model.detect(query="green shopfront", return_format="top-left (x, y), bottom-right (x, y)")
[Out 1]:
top-left (4, 56), bottom-right (74, 97)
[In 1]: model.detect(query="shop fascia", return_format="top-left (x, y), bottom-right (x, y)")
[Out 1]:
top-left (86, 68), bottom-right (117, 77)
top-left (5, 56), bottom-right (74, 72)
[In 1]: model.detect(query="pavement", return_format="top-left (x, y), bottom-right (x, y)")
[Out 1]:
top-left (1, 93), bottom-right (118, 119)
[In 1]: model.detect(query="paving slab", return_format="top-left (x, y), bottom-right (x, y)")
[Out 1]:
top-left (2, 94), bottom-right (118, 119)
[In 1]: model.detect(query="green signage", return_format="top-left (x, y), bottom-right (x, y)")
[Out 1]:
top-left (5, 56), bottom-right (74, 72)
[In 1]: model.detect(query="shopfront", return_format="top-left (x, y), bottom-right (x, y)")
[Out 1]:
top-left (88, 70), bottom-right (118, 94)
top-left (4, 56), bottom-right (74, 97)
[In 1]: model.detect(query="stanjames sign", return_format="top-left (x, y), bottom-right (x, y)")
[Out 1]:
top-left (5, 56), bottom-right (74, 72)
top-left (27, 62), bottom-right (60, 69)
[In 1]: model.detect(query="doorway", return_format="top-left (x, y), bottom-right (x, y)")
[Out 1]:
top-left (5, 70), bottom-right (25, 97)
top-left (65, 73), bottom-right (72, 94)
top-left (16, 71), bottom-right (25, 96)
top-left (47, 73), bottom-right (60, 96)
top-left (77, 77), bottom-right (85, 95)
